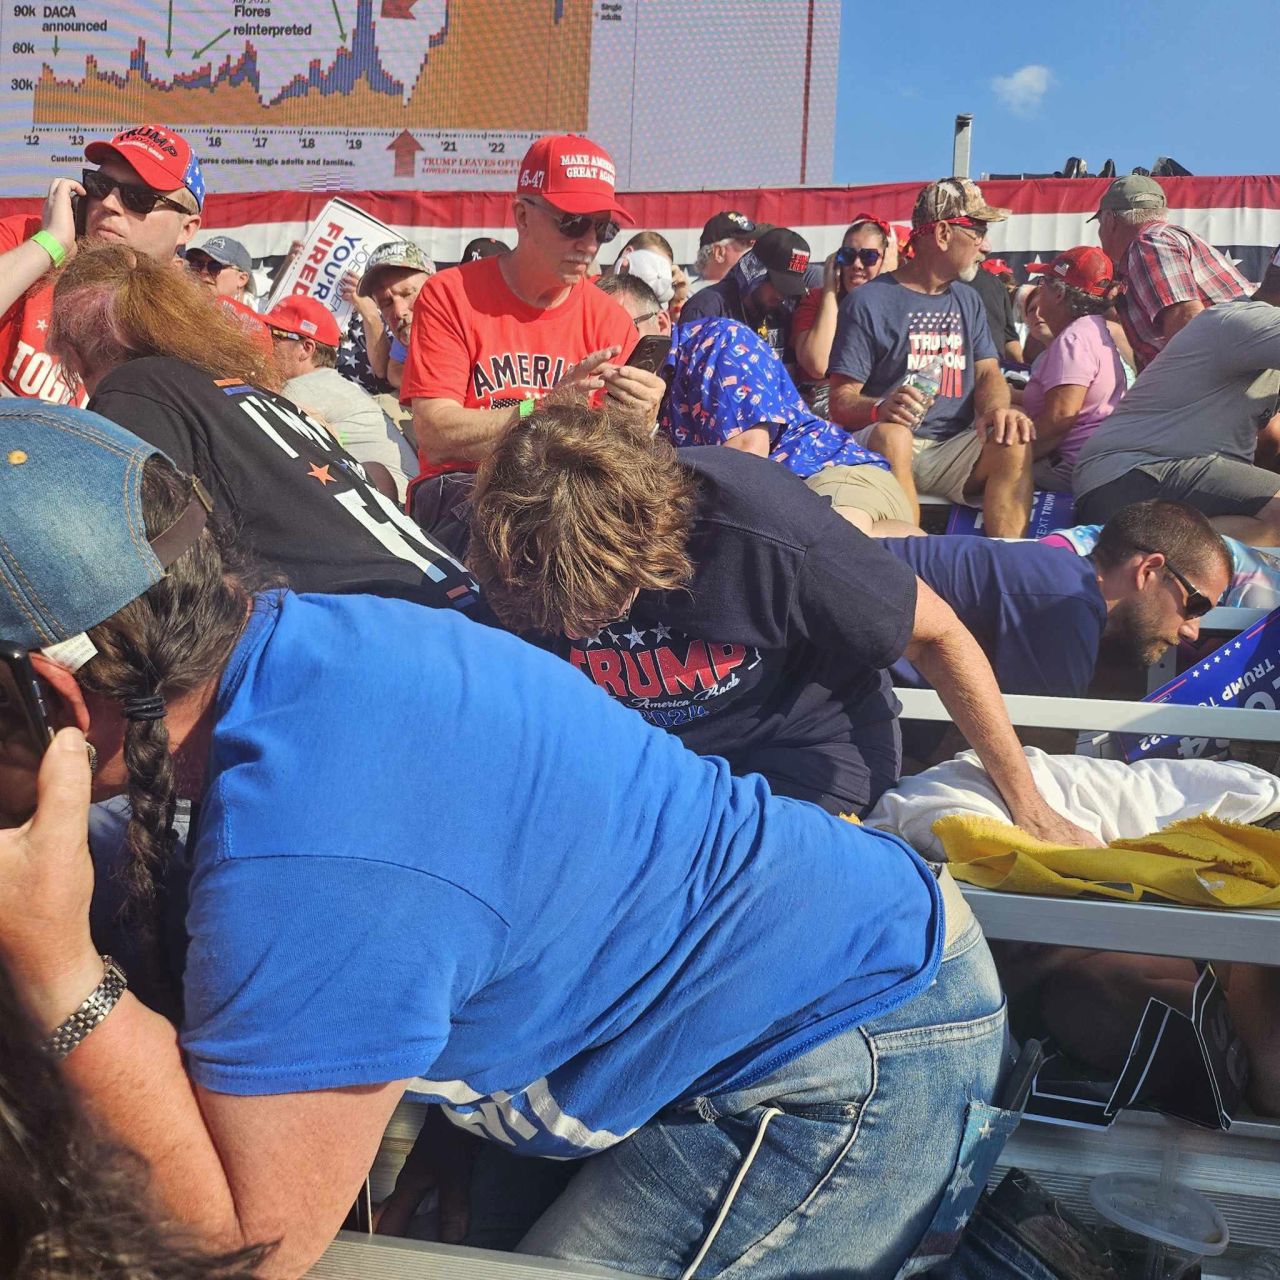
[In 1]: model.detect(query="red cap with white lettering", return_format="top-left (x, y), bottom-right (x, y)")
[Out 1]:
top-left (515, 134), bottom-right (634, 225)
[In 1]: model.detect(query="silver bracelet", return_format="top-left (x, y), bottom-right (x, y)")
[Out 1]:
top-left (41, 956), bottom-right (128, 1060)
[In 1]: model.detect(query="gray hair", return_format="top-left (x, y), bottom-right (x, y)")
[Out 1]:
top-left (1111, 207), bottom-right (1165, 228)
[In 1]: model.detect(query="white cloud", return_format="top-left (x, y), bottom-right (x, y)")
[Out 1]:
top-left (990, 64), bottom-right (1053, 116)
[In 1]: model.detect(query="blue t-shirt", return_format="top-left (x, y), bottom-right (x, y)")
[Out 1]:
top-left (828, 274), bottom-right (998, 441)
top-left (389, 337), bottom-right (409, 364)
top-left (881, 536), bottom-right (1107, 697)
top-left (181, 593), bottom-right (943, 1157)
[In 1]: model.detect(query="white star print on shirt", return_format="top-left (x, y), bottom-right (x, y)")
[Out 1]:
top-left (623, 626), bottom-right (646, 648)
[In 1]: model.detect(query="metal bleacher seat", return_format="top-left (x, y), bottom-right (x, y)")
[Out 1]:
top-left (897, 666), bottom-right (1280, 1262)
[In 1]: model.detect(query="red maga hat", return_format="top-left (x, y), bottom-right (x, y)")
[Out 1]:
top-left (516, 134), bottom-right (634, 225)
top-left (1026, 245), bottom-right (1118, 298)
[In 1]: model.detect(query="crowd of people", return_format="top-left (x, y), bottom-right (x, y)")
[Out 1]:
top-left (1, 120), bottom-right (1278, 1280)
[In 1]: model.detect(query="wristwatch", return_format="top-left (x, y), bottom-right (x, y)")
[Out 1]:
top-left (41, 956), bottom-right (128, 1060)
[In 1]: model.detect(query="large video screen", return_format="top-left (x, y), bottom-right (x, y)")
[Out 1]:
top-left (0, 0), bottom-right (839, 195)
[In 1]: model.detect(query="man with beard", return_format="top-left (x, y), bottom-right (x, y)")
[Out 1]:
top-left (828, 178), bottom-right (1036, 537)
top-left (354, 239), bottom-right (435, 394)
top-left (678, 225), bottom-right (813, 363)
top-left (881, 501), bottom-right (1232, 698)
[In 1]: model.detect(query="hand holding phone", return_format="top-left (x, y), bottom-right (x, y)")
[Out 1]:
top-left (0, 642), bottom-right (54, 827)
top-left (624, 333), bottom-right (671, 375)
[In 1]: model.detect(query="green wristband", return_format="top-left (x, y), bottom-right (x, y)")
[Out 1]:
top-left (518, 397), bottom-right (536, 420)
top-left (30, 229), bottom-right (67, 267)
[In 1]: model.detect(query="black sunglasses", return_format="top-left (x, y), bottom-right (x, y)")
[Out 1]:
top-left (522, 198), bottom-right (619, 245)
top-left (835, 246), bottom-right (882, 269)
top-left (1163, 562), bottom-right (1215, 620)
top-left (186, 253), bottom-right (227, 277)
top-left (82, 168), bottom-right (190, 216)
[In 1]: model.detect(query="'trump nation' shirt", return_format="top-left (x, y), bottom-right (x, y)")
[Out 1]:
top-left (0, 215), bottom-right (86, 405)
top-left (400, 256), bottom-right (636, 478)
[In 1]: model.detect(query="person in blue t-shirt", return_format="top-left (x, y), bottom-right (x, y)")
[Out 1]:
top-left (827, 178), bottom-right (1037, 537)
top-left (881, 500), bottom-right (1232, 696)
top-left (0, 403), bottom-right (1016, 1279)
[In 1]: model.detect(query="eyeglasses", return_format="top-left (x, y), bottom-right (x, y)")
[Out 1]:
top-left (1163, 562), bottom-right (1215, 620)
top-left (82, 168), bottom-right (191, 216)
top-left (268, 327), bottom-right (301, 343)
top-left (520, 198), bottom-right (620, 245)
top-left (186, 254), bottom-right (227, 277)
top-left (835, 246), bottom-right (882, 269)
top-left (947, 219), bottom-right (989, 242)
top-left (629, 310), bottom-right (661, 329)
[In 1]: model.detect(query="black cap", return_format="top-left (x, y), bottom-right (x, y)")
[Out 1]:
top-left (699, 210), bottom-right (757, 248)
top-left (461, 236), bottom-right (508, 262)
top-left (752, 227), bottom-right (812, 298)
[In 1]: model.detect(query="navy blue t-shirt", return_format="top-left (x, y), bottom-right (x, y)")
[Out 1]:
top-left (828, 274), bottom-right (998, 441)
top-left (554, 448), bottom-right (918, 812)
top-left (880, 536), bottom-right (1107, 696)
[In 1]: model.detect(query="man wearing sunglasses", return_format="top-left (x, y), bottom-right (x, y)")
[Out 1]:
top-left (0, 124), bottom-right (203, 406)
top-left (883, 500), bottom-right (1231, 701)
top-left (400, 133), bottom-right (664, 525)
top-left (829, 178), bottom-right (1037, 538)
top-left (186, 236), bottom-right (254, 305)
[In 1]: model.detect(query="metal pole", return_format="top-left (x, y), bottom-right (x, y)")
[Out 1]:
top-left (952, 113), bottom-right (974, 178)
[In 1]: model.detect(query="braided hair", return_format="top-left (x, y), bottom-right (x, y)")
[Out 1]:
top-left (77, 457), bottom-right (261, 916)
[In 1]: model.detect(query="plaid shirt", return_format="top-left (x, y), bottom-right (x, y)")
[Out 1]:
top-left (1117, 221), bottom-right (1249, 368)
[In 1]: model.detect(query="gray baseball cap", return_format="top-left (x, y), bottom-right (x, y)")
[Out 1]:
top-left (192, 235), bottom-right (252, 273)
top-left (357, 240), bottom-right (434, 297)
top-left (1088, 175), bottom-right (1167, 222)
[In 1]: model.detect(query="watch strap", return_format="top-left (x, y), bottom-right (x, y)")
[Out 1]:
top-left (41, 956), bottom-right (127, 1060)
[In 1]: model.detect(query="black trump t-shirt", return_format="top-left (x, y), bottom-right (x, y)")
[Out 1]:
top-left (554, 448), bottom-right (918, 811)
top-left (89, 357), bottom-right (481, 613)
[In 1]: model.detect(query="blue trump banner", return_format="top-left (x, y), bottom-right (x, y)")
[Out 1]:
top-left (1120, 607), bottom-right (1280, 763)
top-left (946, 490), bottom-right (1076, 538)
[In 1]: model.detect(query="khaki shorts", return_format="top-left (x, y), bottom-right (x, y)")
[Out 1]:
top-left (804, 463), bottom-right (916, 524)
top-left (912, 429), bottom-right (985, 507)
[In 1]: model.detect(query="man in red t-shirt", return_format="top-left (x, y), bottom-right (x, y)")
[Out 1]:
top-left (0, 124), bottom-right (204, 404)
top-left (401, 134), bottom-right (666, 507)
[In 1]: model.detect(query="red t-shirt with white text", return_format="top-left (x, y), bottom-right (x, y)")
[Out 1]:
top-left (0, 215), bottom-right (87, 405)
top-left (400, 257), bottom-right (636, 479)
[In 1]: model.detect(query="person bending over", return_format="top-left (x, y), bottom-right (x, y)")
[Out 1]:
top-left (48, 243), bottom-right (477, 614)
top-left (2, 401), bottom-right (1012, 1279)
top-left (468, 402), bottom-right (1095, 845)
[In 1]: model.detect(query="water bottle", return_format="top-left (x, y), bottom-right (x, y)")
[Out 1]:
top-left (899, 354), bottom-right (944, 430)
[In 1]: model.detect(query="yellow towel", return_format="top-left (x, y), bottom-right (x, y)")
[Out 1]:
top-left (935, 814), bottom-right (1280, 909)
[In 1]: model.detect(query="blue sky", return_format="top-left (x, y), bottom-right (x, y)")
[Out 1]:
top-left (832, 0), bottom-right (1276, 185)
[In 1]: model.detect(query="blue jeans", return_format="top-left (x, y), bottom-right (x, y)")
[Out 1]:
top-left (518, 910), bottom-right (1017, 1279)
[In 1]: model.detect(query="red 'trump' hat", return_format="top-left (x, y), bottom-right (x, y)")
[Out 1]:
top-left (85, 125), bottom-right (205, 209)
top-left (516, 134), bottom-right (634, 225)
top-left (1025, 245), bottom-right (1118, 298)
top-left (264, 296), bottom-right (342, 348)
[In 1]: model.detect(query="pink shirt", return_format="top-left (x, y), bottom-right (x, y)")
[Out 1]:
top-left (1023, 314), bottom-right (1127, 468)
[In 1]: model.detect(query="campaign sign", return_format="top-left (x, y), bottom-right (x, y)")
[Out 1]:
top-left (1119, 606), bottom-right (1280, 763)
top-left (262, 197), bottom-right (396, 330)
top-left (945, 489), bottom-right (1076, 538)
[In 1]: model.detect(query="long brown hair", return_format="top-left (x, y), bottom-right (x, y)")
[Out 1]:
top-left (0, 951), bottom-right (273, 1278)
top-left (468, 402), bottom-right (697, 637)
top-left (48, 244), bottom-right (279, 392)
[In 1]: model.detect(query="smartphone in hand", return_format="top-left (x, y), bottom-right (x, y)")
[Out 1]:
top-left (0, 642), bottom-right (55, 825)
top-left (625, 334), bottom-right (672, 375)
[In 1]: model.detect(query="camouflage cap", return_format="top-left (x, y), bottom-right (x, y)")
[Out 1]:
top-left (912, 177), bottom-right (1010, 228)
top-left (357, 240), bottom-right (435, 297)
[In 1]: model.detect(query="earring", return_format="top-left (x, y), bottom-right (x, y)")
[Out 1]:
top-left (86, 742), bottom-right (98, 774)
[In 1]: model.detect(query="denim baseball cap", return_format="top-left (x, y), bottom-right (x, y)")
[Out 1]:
top-left (0, 401), bottom-right (210, 650)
